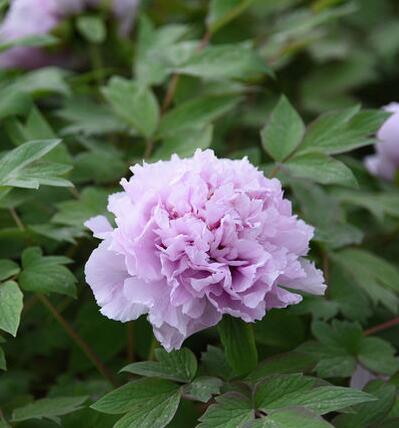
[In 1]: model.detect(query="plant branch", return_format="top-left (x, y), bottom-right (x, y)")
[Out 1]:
top-left (9, 207), bottom-right (25, 231)
top-left (364, 317), bottom-right (399, 336)
top-left (38, 294), bottom-right (119, 387)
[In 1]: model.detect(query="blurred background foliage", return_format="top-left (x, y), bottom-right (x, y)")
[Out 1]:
top-left (0, 0), bottom-right (399, 427)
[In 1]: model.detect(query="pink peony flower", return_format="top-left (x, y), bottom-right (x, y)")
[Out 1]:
top-left (365, 103), bottom-right (399, 181)
top-left (0, 0), bottom-right (140, 69)
top-left (84, 150), bottom-right (326, 350)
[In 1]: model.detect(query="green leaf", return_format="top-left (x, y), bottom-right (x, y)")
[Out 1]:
top-left (91, 378), bottom-right (180, 415)
top-left (0, 281), bottom-right (23, 337)
top-left (357, 337), bottom-right (399, 375)
top-left (256, 374), bottom-right (376, 415)
top-left (58, 97), bottom-right (126, 136)
top-left (299, 108), bottom-right (389, 155)
top-left (0, 259), bottom-right (20, 282)
top-left (181, 376), bottom-right (222, 403)
top-left (0, 34), bottom-right (58, 53)
top-left (246, 352), bottom-right (317, 382)
top-left (285, 153), bottom-right (357, 187)
top-left (331, 249), bottom-right (399, 312)
top-left (0, 89), bottom-right (32, 120)
top-left (176, 43), bottom-right (269, 81)
top-left (253, 407), bottom-right (334, 428)
top-left (19, 247), bottom-right (77, 298)
top-left (76, 15), bottom-right (106, 44)
top-left (334, 381), bottom-right (396, 428)
top-left (114, 390), bottom-right (180, 428)
top-left (52, 187), bottom-right (108, 228)
top-left (158, 95), bottom-right (240, 138)
top-left (102, 77), bottom-right (159, 139)
top-left (261, 96), bottom-right (305, 161)
top-left (0, 346), bottom-right (5, 371)
top-left (207, 0), bottom-right (255, 34)
top-left (12, 396), bottom-right (88, 423)
top-left (218, 315), bottom-right (258, 377)
top-left (121, 347), bottom-right (197, 383)
top-left (201, 345), bottom-right (234, 381)
top-left (153, 125), bottom-right (213, 160)
top-left (198, 392), bottom-right (254, 428)
top-left (0, 139), bottom-right (63, 189)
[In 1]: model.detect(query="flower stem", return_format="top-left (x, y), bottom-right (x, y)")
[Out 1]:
top-left (38, 294), bottom-right (119, 387)
top-left (364, 317), bottom-right (399, 336)
top-left (9, 207), bottom-right (25, 231)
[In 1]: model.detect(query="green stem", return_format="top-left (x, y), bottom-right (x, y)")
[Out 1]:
top-left (9, 207), bottom-right (25, 231)
top-left (38, 294), bottom-right (119, 387)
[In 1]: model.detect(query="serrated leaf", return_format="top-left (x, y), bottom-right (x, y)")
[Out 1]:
top-left (261, 96), bottom-right (305, 161)
top-left (0, 259), bottom-right (20, 281)
top-left (218, 315), bottom-right (258, 377)
top-left (201, 345), bottom-right (234, 381)
top-left (285, 152), bottom-right (357, 187)
top-left (253, 407), bottom-right (334, 428)
top-left (331, 249), bottom-right (399, 312)
top-left (334, 381), bottom-right (396, 428)
top-left (12, 396), bottom-right (88, 422)
top-left (198, 392), bottom-right (253, 428)
top-left (91, 378), bottom-right (179, 415)
top-left (121, 347), bottom-right (197, 383)
top-left (357, 337), bottom-right (399, 375)
top-left (114, 390), bottom-right (180, 428)
top-left (182, 376), bottom-right (222, 403)
top-left (299, 107), bottom-right (389, 155)
top-left (0, 139), bottom-right (62, 190)
top-left (19, 247), bottom-right (77, 298)
top-left (102, 77), bottom-right (159, 139)
top-left (0, 281), bottom-right (23, 337)
top-left (0, 89), bottom-right (32, 120)
top-left (158, 95), bottom-right (240, 138)
top-left (176, 43), bottom-right (269, 81)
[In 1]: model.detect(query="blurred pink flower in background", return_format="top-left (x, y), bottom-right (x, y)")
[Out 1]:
top-left (0, 0), bottom-right (140, 69)
top-left (365, 102), bottom-right (399, 181)
top-left (84, 150), bottom-right (326, 350)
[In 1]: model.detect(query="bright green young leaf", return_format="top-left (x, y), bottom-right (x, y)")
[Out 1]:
top-left (19, 247), bottom-right (77, 298)
top-left (207, 0), bottom-right (255, 34)
top-left (0, 281), bottom-right (23, 337)
top-left (181, 376), bottom-right (223, 403)
top-left (334, 381), bottom-right (396, 428)
top-left (12, 396), bottom-right (88, 423)
top-left (285, 152), bottom-right (358, 187)
top-left (176, 43), bottom-right (269, 81)
top-left (121, 347), bottom-right (197, 383)
top-left (102, 77), bottom-right (160, 139)
top-left (76, 15), bottom-right (106, 44)
top-left (261, 96), bottom-right (305, 161)
top-left (158, 95), bottom-right (240, 138)
top-left (218, 315), bottom-right (258, 376)
top-left (253, 407), bottom-right (334, 428)
top-left (153, 125), bottom-right (213, 160)
top-left (0, 139), bottom-right (64, 189)
top-left (91, 378), bottom-right (180, 415)
top-left (0, 259), bottom-right (20, 282)
top-left (113, 390), bottom-right (180, 428)
top-left (198, 392), bottom-right (254, 428)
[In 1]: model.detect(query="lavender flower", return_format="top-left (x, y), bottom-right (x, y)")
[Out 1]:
top-left (365, 103), bottom-right (399, 181)
top-left (0, 0), bottom-right (139, 69)
top-left (84, 150), bottom-right (326, 350)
